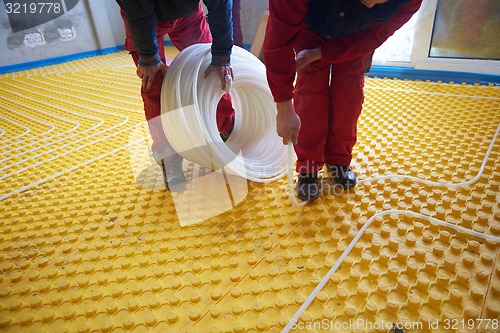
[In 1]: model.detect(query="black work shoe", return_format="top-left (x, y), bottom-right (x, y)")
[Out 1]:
top-left (220, 115), bottom-right (235, 142)
top-left (326, 165), bottom-right (357, 189)
top-left (160, 157), bottom-right (186, 190)
top-left (220, 129), bottom-right (232, 142)
top-left (296, 173), bottom-right (320, 201)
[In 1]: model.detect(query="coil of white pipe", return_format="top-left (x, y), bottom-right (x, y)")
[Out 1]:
top-left (160, 44), bottom-right (289, 182)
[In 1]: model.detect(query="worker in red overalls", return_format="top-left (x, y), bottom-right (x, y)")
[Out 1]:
top-left (117, 0), bottom-right (235, 189)
top-left (263, 0), bottom-right (422, 200)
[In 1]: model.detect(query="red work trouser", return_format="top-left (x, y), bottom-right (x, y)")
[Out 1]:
top-left (293, 29), bottom-right (372, 174)
top-left (120, 4), bottom-right (235, 153)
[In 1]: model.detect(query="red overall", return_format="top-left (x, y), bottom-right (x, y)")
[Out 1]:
top-left (120, 4), bottom-right (235, 153)
top-left (263, 0), bottom-right (422, 174)
top-left (294, 28), bottom-right (372, 174)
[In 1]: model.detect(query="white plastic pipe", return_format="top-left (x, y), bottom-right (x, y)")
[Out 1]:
top-left (282, 122), bottom-right (500, 332)
top-left (160, 44), bottom-right (288, 182)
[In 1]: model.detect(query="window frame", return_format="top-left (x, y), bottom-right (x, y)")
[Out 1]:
top-left (411, 0), bottom-right (500, 75)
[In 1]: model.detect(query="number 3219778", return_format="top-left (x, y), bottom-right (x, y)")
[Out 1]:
top-left (443, 318), bottom-right (499, 330)
top-left (5, 2), bottom-right (62, 14)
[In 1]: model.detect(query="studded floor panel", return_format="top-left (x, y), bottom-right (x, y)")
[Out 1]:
top-left (0, 48), bottom-right (499, 333)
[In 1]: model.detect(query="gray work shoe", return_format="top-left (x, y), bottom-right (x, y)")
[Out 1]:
top-left (160, 155), bottom-right (186, 190)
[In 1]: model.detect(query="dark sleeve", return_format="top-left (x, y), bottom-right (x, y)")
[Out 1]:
top-left (322, 0), bottom-right (422, 64)
top-left (118, 0), bottom-right (161, 66)
top-left (203, 0), bottom-right (234, 66)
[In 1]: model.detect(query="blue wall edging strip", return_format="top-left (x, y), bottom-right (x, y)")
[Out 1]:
top-left (0, 46), bottom-right (125, 75)
top-left (2, 46), bottom-right (499, 86)
top-left (367, 65), bottom-right (500, 86)
top-left (0, 42), bottom-right (250, 75)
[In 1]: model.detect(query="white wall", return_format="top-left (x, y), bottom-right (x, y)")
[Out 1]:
top-left (0, 0), bottom-right (267, 69)
top-left (200, 0), bottom-right (267, 47)
top-left (0, 0), bottom-right (123, 68)
top-left (239, 0), bottom-right (267, 46)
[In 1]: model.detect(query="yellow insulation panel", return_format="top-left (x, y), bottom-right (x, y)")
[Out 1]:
top-left (0, 48), bottom-right (499, 333)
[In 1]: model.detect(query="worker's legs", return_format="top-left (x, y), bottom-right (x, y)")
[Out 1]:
top-left (121, 9), bottom-right (185, 189)
top-left (293, 29), bottom-right (330, 174)
top-left (168, 3), bottom-right (235, 134)
top-left (120, 9), bottom-right (171, 155)
top-left (324, 54), bottom-right (371, 167)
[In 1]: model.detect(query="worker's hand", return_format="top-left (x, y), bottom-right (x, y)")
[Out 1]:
top-left (204, 65), bottom-right (234, 92)
top-left (295, 47), bottom-right (322, 71)
top-left (137, 62), bottom-right (167, 90)
top-left (276, 100), bottom-right (301, 145)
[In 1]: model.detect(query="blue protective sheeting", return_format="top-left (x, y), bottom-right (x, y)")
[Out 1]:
top-left (368, 65), bottom-right (500, 86)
